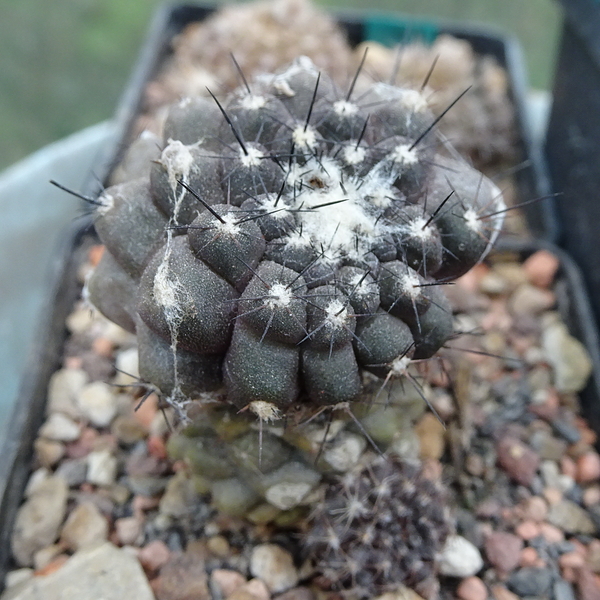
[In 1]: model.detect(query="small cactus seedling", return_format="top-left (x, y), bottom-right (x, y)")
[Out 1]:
top-left (87, 56), bottom-right (504, 420)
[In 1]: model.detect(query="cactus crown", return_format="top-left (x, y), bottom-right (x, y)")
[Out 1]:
top-left (88, 56), bottom-right (504, 419)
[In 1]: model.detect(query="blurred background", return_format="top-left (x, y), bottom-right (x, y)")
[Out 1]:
top-left (0, 0), bottom-right (562, 438)
top-left (0, 0), bottom-right (561, 171)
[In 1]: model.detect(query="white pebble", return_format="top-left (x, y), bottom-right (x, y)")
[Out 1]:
top-left (114, 348), bottom-right (139, 386)
top-left (438, 535), bottom-right (483, 577)
top-left (77, 382), bottom-right (118, 427)
top-left (250, 543), bottom-right (299, 593)
top-left (323, 433), bottom-right (366, 471)
top-left (86, 450), bottom-right (118, 486)
top-left (46, 368), bottom-right (88, 418)
top-left (39, 413), bottom-right (81, 442)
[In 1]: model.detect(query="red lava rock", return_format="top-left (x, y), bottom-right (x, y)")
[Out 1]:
top-left (154, 551), bottom-right (209, 600)
top-left (210, 569), bottom-right (247, 598)
top-left (515, 520), bottom-right (542, 541)
top-left (577, 452), bottom-right (600, 483)
top-left (138, 540), bottom-right (171, 572)
top-left (456, 576), bottom-right (487, 600)
top-left (576, 567), bottom-right (600, 600)
top-left (496, 438), bottom-right (540, 486)
top-left (148, 435), bottom-right (168, 460)
top-left (485, 532), bottom-right (523, 574)
top-left (523, 250), bottom-right (560, 289)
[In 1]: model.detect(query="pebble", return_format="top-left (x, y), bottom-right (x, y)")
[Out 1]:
top-left (508, 284), bottom-right (555, 316)
top-left (523, 250), bottom-right (560, 289)
top-left (414, 413), bottom-right (446, 460)
top-left (496, 437), bottom-right (540, 486)
top-left (32, 544), bottom-right (65, 571)
top-left (137, 540), bottom-right (171, 572)
top-left (322, 432), bottom-right (366, 472)
top-left (577, 452), bottom-right (600, 483)
top-left (55, 457), bottom-right (88, 487)
top-left (438, 535), bottom-right (483, 578)
top-left (587, 540), bottom-right (600, 574)
top-left (77, 382), bottom-right (118, 428)
top-left (153, 550), bottom-right (209, 600)
top-left (521, 496), bottom-right (548, 522)
top-left (159, 471), bottom-right (199, 518)
top-left (520, 546), bottom-right (540, 567)
top-left (485, 531), bottom-right (523, 573)
top-left (86, 449), bottom-right (118, 486)
top-left (46, 368), bottom-right (88, 418)
top-left (210, 569), bottom-right (247, 598)
top-left (0, 542), bottom-right (154, 600)
top-left (554, 579), bottom-right (577, 600)
top-left (34, 438), bottom-right (65, 468)
top-left (11, 476), bottom-right (68, 567)
top-left (576, 568), bottom-right (600, 600)
top-left (39, 413), bottom-right (81, 442)
top-left (456, 576), bottom-right (487, 600)
top-left (114, 516), bottom-right (144, 546)
top-left (490, 585), bottom-right (520, 600)
top-left (125, 475), bottom-right (169, 497)
top-left (274, 587), bottom-right (316, 600)
top-left (541, 460), bottom-right (575, 492)
top-left (515, 520), bottom-right (541, 540)
top-left (250, 544), bottom-right (299, 593)
top-left (4, 568), bottom-right (33, 590)
top-left (207, 535), bottom-right (231, 558)
top-left (60, 502), bottom-right (108, 551)
top-left (111, 416), bottom-right (148, 444)
top-left (230, 579), bottom-right (270, 600)
top-left (507, 567), bottom-right (553, 596)
top-left (547, 500), bottom-right (597, 535)
top-left (114, 348), bottom-right (140, 386)
top-left (542, 315), bottom-right (592, 393)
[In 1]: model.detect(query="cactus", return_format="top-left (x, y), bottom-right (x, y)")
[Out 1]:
top-left (88, 56), bottom-right (504, 421)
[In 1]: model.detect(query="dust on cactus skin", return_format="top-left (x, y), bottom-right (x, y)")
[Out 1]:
top-left (88, 56), bottom-right (505, 421)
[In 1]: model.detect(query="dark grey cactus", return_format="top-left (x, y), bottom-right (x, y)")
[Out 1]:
top-left (88, 56), bottom-right (504, 418)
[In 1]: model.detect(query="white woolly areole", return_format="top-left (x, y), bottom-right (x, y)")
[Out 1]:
top-left (292, 125), bottom-right (317, 150)
top-left (333, 100), bottom-right (358, 116)
top-left (240, 94), bottom-right (267, 110)
top-left (325, 299), bottom-right (349, 328)
top-left (240, 145), bottom-right (263, 168)
top-left (97, 192), bottom-right (114, 216)
top-left (390, 355), bottom-right (412, 377)
top-left (463, 207), bottom-right (481, 232)
top-left (349, 273), bottom-right (373, 298)
top-left (342, 145), bottom-right (366, 166)
top-left (392, 143), bottom-right (418, 166)
top-left (399, 89), bottom-right (429, 113)
top-left (161, 140), bottom-right (196, 196)
top-left (400, 269), bottom-right (422, 299)
top-left (248, 400), bottom-right (281, 422)
top-left (215, 211), bottom-right (240, 236)
top-left (266, 283), bottom-right (293, 309)
top-left (407, 216), bottom-right (435, 240)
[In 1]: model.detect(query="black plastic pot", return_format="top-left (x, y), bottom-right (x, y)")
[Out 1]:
top-left (93, 3), bottom-right (555, 238)
top-left (0, 3), bottom-right (575, 588)
top-left (545, 0), bottom-right (600, 332)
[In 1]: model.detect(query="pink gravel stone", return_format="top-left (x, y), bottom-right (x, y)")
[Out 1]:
top-left (576, 568), bottom-right (600, 600)
top-left (577, 452), bottom-right (600, 484)
top-left (456, 576), bottom-right (488, 600)
top-left (138, 540), bottom-right (171, 572)
top-left (520, 547), bottom-right (540, 568)
top-left (211, 569), bottom-right (247, 598)
top-left (523, 250), bottom-right (560, 289)
top-left (515, 520), bottom-right (542, 540)
top-left (485, 532), bottom-right (523, 573)
top-left (496, 438), bottom-right (540, 486)
top-left (539, 522), bottom-right (565, 543)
